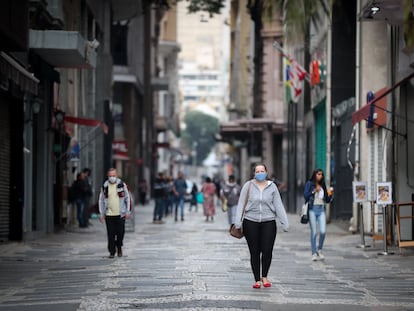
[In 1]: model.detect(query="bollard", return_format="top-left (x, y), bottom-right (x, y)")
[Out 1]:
top-left (378, 205), bottom-right (394, 256)
top-left (356, 203), bottom-right (370, 249)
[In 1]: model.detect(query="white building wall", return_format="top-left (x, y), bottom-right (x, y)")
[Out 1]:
top-left (359, 20), bottom-right (388, 234)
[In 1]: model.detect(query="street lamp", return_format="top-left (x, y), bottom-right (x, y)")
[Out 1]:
top-left (54, 110), bottom-right (65, 125)
top-left (24, 97), bottom-right (43, 124)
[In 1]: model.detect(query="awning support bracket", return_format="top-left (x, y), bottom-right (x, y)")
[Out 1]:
top-left (367, 119), bottom-right (407, 139)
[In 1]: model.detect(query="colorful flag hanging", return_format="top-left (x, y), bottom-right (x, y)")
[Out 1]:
top-left (275, 41), bottom-right (308, 104)
top-left (285, 58), bottom-right (306, 103)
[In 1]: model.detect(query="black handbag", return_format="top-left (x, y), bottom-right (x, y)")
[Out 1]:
top-left (300, 202), bottom-right (309, 224)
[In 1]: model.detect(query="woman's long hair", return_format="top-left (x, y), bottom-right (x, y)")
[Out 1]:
top-left (309, 168), bottom-right (325, 185)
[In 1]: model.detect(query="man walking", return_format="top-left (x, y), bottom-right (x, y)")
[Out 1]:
top-left (173, 171), bottom-right (187, 222)
top-left (99, 168), bottom-right (131, 258)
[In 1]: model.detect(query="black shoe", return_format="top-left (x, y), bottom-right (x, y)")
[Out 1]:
top-left (109, 253), bottom-right (115, 259)
top-left (117, 247), bottom-right (122, 257)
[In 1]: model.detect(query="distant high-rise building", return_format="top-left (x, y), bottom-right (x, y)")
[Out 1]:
top-left (177, 1), bottom-right (230, 123)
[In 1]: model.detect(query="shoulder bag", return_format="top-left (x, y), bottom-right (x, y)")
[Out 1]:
top-left (229, 181), bottom-right (251, 239)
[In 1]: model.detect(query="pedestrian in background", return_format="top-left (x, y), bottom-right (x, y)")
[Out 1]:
top-left (303, 168), bottom-right (333, 261)
top-left (153, 173), bottom-right (166, 224)
top-left (82, 168), bottom-right (93, 226)
top-left (189, 182), bottom-right (198, 212)
top-left (220, 174), bottom-right (241, 228)
top-left (173, 171), bottom-right (187, 222)
top-left (213, 176), bottom-right (222, 208)
top-left (138, 179), bottom-right (148, 206)
top-left (71, 172), bottom-right (90, 228)
top-left (201, 177), bottom-right (216, 222)
top-left (99, 168), bottom-right (131, 258)
top-left (234, 163), bottom-right (289, 289)
top-left (166, 176), bottom-right (175, 216)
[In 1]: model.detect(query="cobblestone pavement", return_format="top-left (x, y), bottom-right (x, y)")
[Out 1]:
top-left (0, 202), bottom-right (413, 311)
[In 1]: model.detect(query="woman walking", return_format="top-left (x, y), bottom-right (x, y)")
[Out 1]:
top-left (234, 164), bottom-right (289, 289)
top-left (201, 177), bottom-right (216, 222)
top-left (303, 169), bottom-right (333, 261)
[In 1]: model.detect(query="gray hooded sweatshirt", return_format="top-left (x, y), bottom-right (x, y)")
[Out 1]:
top-left (234, 180), bottom-right (289, 231)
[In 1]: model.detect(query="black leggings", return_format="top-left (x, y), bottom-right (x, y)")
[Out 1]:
top-left (243, 219), bottom-right (277, 282)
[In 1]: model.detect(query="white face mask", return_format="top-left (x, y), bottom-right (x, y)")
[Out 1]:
top-left (108, 176), bottom-right (117, 184)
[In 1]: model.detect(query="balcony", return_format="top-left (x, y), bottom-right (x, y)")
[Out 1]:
top-left (158, 40), bottom-right (181, 57)
top-left (29, 30), bottom-right (96, 69)
top-left (152, 76), bottom-right (169, 91)
top-left (155, 115), bottom-right (168, 132)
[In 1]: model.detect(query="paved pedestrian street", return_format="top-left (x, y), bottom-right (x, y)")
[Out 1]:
top-left (0, 203), bottom-right (413, 311)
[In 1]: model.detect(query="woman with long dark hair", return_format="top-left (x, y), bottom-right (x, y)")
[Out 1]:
top-left (304, 169), bottom-right (333, 261)
top-left (234, 163), bottom-right (289, 288)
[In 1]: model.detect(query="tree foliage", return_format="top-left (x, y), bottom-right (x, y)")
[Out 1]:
top-left (182, 111), bottom-right (219, 165)
top-left (248, 0), bottom-right (331, 42)
top-left (144, 0), bottom-right (226, 17)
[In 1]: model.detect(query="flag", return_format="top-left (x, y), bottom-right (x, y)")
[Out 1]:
top-left (285, 58), bottom-right (306, 103)
top-left (310, 58), bottom-right (321, 86)
top-left (274, 40), bottom-right (308, 103)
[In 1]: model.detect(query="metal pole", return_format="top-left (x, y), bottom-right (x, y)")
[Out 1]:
top-left (356, 203), bottom-right (370, 249)
top-left (378, 205), bottom-right (394, 256)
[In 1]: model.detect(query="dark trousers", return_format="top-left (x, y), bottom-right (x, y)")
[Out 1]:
top-left (83, 197), bottom-right (91, 226)
top-left (76, 199), bottom-right (85, 227)
top-left (105, 215), bottom-right (125, 255)
top-left (243, 219), bottom-right (277, 282)
top-left (139, 192), bottom-right (146, 205)
top-left (153, 198), bottom-right (164, 221)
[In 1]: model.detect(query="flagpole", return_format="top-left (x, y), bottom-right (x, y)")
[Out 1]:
top-left (273, 41), bottom-right (310, 82)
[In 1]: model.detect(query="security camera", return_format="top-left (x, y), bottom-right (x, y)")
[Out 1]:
top-left (88, 39), bottom-right (100, 49)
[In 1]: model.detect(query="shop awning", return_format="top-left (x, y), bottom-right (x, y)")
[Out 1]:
top-left (220, 118), bottom-right (287, 134)
top-left (64, 116), bottom-right (108, 134)
top-left (352, 72), bottom-right (414, 126)
top-left (0, 52), bottom-right (39, 95)
top-left (112, 140), bottom-right (129, 161)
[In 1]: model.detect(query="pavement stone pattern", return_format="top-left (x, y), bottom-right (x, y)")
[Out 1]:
top-left (0, 201), bottom-right (414, 311)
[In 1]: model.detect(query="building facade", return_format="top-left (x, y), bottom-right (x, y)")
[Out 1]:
top-left (353, 0), bottom-right (414, 242)
top-left (0, 0), bottom-right (172, 241)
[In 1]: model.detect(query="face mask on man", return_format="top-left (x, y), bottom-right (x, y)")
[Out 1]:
top-left (108, 176), bottom-right (117, 184)
top-left (255, 172), bottom-right (267, 182)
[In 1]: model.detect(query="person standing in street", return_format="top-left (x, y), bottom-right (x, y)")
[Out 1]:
top-left (189, 182), bottom-right (199, 212)
top-left (82, 168), bottom-right (93, 227)
top-left (173, 171), bottom-right (187, 222)
top-left (201, 177), bottom-right (216, 222)
top-left (234, 163), bottom-right (289, 289)
top-left (303, 168), bottom-right (333, 261)
top-left (166, 176), bottom-right (175, 217)
top-left (153, 173), bottom-right (166, 224)
top-left (220, 174), bottom-right (241, 227)
top-left (71, 172), bottom-right (90, 228)
top-left (99, 168), bottom-right (131, 258)
top-left (138, 179), bottom-right (148, 206)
